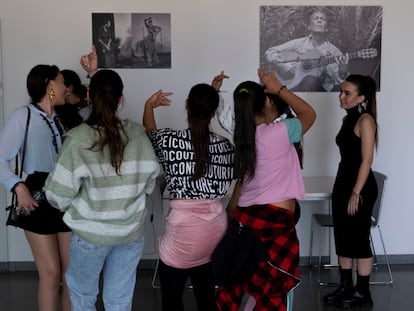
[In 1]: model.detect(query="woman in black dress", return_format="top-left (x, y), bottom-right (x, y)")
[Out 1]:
top-left (324, 75), bottom-right (378, 309)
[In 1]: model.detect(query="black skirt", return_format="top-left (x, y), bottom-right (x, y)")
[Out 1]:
top-left (332, 171), bottom-right (378, 258)
top-left (17, 172), bottom-right (71, 234)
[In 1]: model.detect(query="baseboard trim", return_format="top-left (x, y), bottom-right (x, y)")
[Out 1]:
top-left (305, 254), bottom-right (414, 266)
top-left (0, 261), bottom-right (37, 272)
top-left (0, 259), bottom-right (159, 273)
top-left (1, 255), bottom-right (413, 272)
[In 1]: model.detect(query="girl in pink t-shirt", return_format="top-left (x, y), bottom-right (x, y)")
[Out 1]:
top-left (216, 69), bottom-right (316, 311)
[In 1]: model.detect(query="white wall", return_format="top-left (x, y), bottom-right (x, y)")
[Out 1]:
top-left (0, 0), bottom-right (413, 262)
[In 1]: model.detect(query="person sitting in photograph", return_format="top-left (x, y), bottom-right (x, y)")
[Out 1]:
top-left (264, 8), bottom-right (349, 92)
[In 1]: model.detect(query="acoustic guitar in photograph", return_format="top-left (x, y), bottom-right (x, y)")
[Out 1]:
top-left (270, 48), bottom-right (378, 89)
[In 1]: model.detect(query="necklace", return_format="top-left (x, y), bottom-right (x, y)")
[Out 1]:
top-left (32, 103), bottom-right (65, 154)
top-left (40, 115), bottom-right (64, 154)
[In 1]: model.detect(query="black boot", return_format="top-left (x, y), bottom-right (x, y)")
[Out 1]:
top-left (336, 274), bottom-right (373, 309)
top-left (323, 268), bottom-right (354, 305)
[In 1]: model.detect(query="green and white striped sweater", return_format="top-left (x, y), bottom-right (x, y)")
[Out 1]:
top-left (45, 120), bottom-right (160, 245)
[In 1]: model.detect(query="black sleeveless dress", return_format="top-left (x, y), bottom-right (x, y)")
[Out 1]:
top-left (332, 106), bottom-right (378, 258)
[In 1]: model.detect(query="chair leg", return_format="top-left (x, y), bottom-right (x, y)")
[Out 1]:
top-left (317, 226), bottom-right (340, 286)
top-left (370, 225), bottom-right (393, 285)
top-left (286, 290), bottom-right (294, 311)
top-left (317, 225), bottom-right (323, 284)
top-left (151, 258), bottom-right (160, 289)
top-left (309, 216), bottom-right (315, 266)
top-left (370, 232), bottom-right (379, 267)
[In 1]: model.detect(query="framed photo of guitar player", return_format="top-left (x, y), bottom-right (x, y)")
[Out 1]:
top-left (260, 6), bottom-right (382, 92)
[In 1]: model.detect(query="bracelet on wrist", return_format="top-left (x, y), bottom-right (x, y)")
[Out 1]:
top-left (277, 85), bottom-right (286, 95)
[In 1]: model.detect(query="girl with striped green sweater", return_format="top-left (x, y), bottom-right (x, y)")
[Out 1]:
top-left (45, 69), bottom-right (160, 311)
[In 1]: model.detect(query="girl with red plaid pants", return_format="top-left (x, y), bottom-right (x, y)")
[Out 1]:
top-left (216, 69), bottom-right (316, 311)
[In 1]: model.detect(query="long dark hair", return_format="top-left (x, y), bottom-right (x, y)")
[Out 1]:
top-left (233, 81), bottom-right (265, 181)
top-left (345, 74), bottom-right (378, 144)
top-left (86, 70), bottom-right (127, 175)
top-left (61, 69), bottom-right (87, 100)
top-left (187, 83), bottom-right (219, 180)
top-left (27, 64), bottom-right (60, 104)
top-left (56, 70), bottom-right (88, 130)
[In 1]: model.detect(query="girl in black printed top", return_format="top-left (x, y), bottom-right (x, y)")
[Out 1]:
top-left (143, 83), bottom-right (234, 311)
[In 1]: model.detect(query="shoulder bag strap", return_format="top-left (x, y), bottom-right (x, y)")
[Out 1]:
top-left (11, 107), bottom-right (31, 205)
top-left (20, 107), bottom-right (31, 177)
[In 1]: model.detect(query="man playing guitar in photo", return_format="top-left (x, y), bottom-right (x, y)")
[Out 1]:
top-left (265, 8), bottom-right (350, 92)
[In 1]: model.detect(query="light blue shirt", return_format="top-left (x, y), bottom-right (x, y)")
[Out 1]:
top-left (0, 104), bottom-right (63, 192)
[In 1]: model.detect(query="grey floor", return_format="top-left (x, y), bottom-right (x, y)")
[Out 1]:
top-left (0, 264), bottom-right (412, 310)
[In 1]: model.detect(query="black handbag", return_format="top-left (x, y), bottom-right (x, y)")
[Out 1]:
top-left (5, 196), bottom-right (21, 226)
top-left (5, 107), bottom-right (31, 227)
top-left (211, 220), bottom-right (269, 287)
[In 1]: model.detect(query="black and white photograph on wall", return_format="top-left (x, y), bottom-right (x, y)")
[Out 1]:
top-left (92, 13), bottom-right (171, 69)
top-left (260, 6), bottom-right (382, 92)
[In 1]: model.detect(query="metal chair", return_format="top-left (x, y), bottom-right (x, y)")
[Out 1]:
top-left (151, 257), bottom-right (162, 289)
top-left (150, 176), bottom-right (167, 289)
top-left (309, 171), bottom-right (393, 286)
top-left (309, 213), bottom-right (338, 286)
top-left (369, 171), bottom-right (393, 285)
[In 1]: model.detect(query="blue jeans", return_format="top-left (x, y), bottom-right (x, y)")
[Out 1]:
top-left (66, 233), bottom-right (144, 311)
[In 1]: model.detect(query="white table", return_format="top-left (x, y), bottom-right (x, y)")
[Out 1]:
top-left (161, 176), bottom-right (336, 262)
top-left (302, 176), bottom-right (334, 201)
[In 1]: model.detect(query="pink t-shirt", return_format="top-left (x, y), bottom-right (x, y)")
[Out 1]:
top-left (238, 118), bottom-right (305, 207)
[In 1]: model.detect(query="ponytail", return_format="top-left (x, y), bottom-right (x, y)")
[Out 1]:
top-left (187, 84), bottom-right (219, 180)
top-left (87, 70), bottom-right (127, 175)
top-left (233, 81), bottom-right (265, 181)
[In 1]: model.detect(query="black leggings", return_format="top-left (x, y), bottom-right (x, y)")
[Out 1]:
top-left (159, 260), bottom-right (217, 311)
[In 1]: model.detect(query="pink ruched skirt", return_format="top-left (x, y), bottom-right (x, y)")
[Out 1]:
top-left (159, 199), bottom-right (227, 269)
